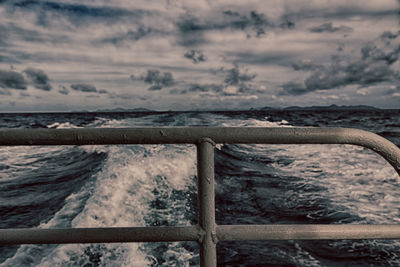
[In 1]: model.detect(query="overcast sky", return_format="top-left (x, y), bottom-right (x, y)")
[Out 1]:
top-left (0, 0), bottom-right (399, 112)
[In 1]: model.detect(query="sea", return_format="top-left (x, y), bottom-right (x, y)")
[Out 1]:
top-left (0, 109), bottom-right (399, 267)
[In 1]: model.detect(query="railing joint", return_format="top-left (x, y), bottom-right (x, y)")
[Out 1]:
top-left (196, 137), bottom-right (216, 147)
top-left (197, 225), bottom-right (206, 243)
top-left (211, 230), bottom-right (218, 244)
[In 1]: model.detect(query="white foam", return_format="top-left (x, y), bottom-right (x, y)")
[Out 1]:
top-left (208, 113), bottom-right (400, 224)
top-left (247, 143), bottom-right (399, 224)
top-left (47, 122), bottom-right (80, 129)
top-left (34, 143), bottom-right (197, 266)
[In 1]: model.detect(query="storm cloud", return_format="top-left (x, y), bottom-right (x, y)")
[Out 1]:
top-left (361, 42), bottom-right (399, 64)
top-left (168, 64), bottom-right (259, 97)
top-left (0, 70), bottom-right (27, 90)
top-left (222, 10), bottom-right (272, 37)
top-left (11, 1), bottom-right (147, 26)
top-left (292, 59), bottom-right (316, 71)
top-left (58, 86), bottom-right (69, 95)
top-left (101, 26), bottom-right (153, 45)
top-left (309, 22), bottom-right (353, 33)
top-left (188, 83), bottom-right (223, 93)
top-left (281, 38), bottom-right (400, 95)
top-left (176, 10), bottom-right (289, 45)
top-left (224, 65), bottom-right (256, 86)
top-left (184, 50), bottom-right (207, 63)
top-left (24, 67), bottom-right (52, 91)
top-left (70, 83), bottom-right (97, 92)
top-left (131, 69), bottom-right (175, 90)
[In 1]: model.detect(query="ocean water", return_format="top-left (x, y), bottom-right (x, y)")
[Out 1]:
top-left (0, 109), bottom-right (399, 266)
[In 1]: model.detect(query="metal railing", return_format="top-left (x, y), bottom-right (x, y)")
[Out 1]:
top-left (0, 127), bottom-right (400, 266)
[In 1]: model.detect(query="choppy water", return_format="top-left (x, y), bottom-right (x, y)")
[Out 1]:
top-left (0, 109), bottom-right (399, 266)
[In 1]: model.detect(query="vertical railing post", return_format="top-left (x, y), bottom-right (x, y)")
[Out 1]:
top-left (197, 138), bottom-right (217, 267)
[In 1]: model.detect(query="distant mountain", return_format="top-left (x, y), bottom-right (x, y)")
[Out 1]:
top-left (255, 104), bottom-right (380, 111)
top-left (282, 104), bottom-right (380, 111)
top-left (95, 107), bottom-right (155, 112)
top-left (256, 106), bottom-right (276, 110)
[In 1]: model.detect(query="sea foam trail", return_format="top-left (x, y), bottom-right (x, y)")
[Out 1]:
top-left (1, 144), bottom-right (198, 266)
top-left (41, 115), bottom-right (197, 266)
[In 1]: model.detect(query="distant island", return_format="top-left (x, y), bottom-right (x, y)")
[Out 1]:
top-left (257, 104), bottom-right (381, 111)
top-left (94, 107), bottom-right (156, 112)
top-left (69, 105), bottom-right (384, 113)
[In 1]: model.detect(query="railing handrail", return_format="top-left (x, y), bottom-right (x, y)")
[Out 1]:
top-left (0, 127), bottom-right (400, 266)
top-left (0, 127), bottom-right (399, 174)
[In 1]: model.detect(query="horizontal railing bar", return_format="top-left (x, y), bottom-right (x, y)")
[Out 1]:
top-left (217, 225), bottom-right (400, 241)
top-left (0, 127), bottom-right (398, 175)
top-left (0, 226), bottom-right (202, 244)
top-left (3, 225), bottom-right (400, 244)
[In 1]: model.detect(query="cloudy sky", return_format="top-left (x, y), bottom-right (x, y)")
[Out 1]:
top-left (0, 0), bottom-right (399, 112)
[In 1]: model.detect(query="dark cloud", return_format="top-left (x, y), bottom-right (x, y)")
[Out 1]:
top-left (184, 50), bottom-right (207, 63)
top-left (24, 67), bottom-right (52, 91)
top-left (100, 26), bottom-right (153, 45)
top-left (144, 70), bottom-right (174, 86)
top-left (282, 39), bottom-right (400, 95)
top-left (188, 83), bottom-right (223, 93)
top-left (292, 59), bottom-right (317, 71)
top-left (279, 15), bottom-right (296, 29)
top-left (361, 42), bottom-right (399, 64)
top-left (168, 65), bottom-right (259, 97)
top-left (224, 65), bottom-right (256, 86)
top-left (148, 85), bottom-right (162, 91)
top-left (58, 85), bottom-right (69, 95)
top-left (222, 10), bottom-right (272, 37)
top-left (70, 83), bottom-right (97, 92)
top-left (309, 22), bottom-right (353, 33)
top-left (0, 69), bottom-right (27, 90)
top-left (176, 16), bottom-right (209, 46)
top-left (169, 88), bottom-right (187, 95)
top-left (381, 31), bottom-right (399, 40)
top-left (176, 10), bottom-right (291, 45)
top-left (98, 89), bottom-right (109, 94)
top-left (227, 51), bottom-right (297, 66)
top-left (131, 69), bottom-right (175, 90)
top-left (284, 6), bottom-right (397, 22)
top-left (280, 82), bottom-right (308, 95)
top-left (11, 1), bottom-right (147, 26)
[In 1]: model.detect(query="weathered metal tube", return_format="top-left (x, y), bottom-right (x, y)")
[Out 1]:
top-left (197, 138), bottom-right (217, 267)
top-left (217, 224), bottom-right (400, 240)
top-left (0, 226), bottom-right (201, 244)
top-left (0, 127), bottom-right (398, 175)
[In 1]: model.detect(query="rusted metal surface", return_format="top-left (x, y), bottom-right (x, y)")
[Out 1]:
top-left (197, 138), bottom-right (217, 267)
top-left (0, 127), bottom-right (399, 175)
top-left (217, 225), bottom-right (400, 241)
top-left (0, 226), bottom-right (201, 244)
